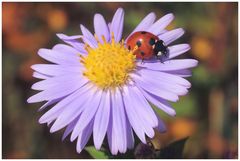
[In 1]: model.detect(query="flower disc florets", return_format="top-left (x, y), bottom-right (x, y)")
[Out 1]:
top-left (82, 35), bottom-right (136, 89)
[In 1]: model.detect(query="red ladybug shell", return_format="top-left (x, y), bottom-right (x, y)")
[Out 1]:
top-left (126, 31), bottom-right (159, 59)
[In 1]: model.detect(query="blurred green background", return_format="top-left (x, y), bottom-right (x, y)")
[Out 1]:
top-left (2, 2), bottom-right (238, 159)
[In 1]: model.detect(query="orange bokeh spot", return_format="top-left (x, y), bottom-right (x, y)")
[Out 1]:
top-left (47, 9), bottom-right (68, 32)
top-left (170, 118), bottom-right (196, 140)
top-left (192, 37), bottom-right (213, 61)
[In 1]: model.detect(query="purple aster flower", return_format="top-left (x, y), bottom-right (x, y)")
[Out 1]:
top-left (28, 8), bottom-right (198, 155)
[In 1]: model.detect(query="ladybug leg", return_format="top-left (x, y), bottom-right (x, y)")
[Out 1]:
top-left (165, 47), bottom-right (170, 58)
top-left (140, 51), bottom-right (145, 64)
top-left (160, 57), bottom-right (164, 63)
top-left (159, 48), bottom-right (170, 63)
top-left (156, 53), bottom-right (165, 63)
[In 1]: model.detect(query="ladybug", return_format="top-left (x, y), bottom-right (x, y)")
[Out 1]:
top-left (126, 31), bottom-right (169, 61)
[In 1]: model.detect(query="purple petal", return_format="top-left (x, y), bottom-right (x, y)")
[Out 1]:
top-left (134, 71), bottom-right (189, 96)
top-left (94, 14), bottom-right (110, 43)
top-left (47, 120), bottom-right (54, 126)
top-left (168, 44), bottom-right (191, 59)
top-left (161, 29), bottom-right (168, 34)
top-left (137, 59), bottom-right (198, 71)
top-left (62, 116), bottom-right (79, 141)
top-left (139, 88), bottom-right (176, 116)
top-left (158, 28), bottom-right (184, 45)
top-left (93, 91), bottom-right (110, 150)
top-left (42, 107), bottom-right (64, 126)
top-left (27, 79), bottom-right (86, 103)
top-left (31, 74), bottom-right (86, 91)
top-left (110, 8), bottom-right (124, 42)
top-left (80, 24), bottom-right (98, 48)
top-left (132, 74), bottom-right (179, 102)
top-left (38, 98), bottom-right (62, 112)
top-left (127, 86), bottom-right (157, 137)
top-left (57, 34), bottom-right (82, 40)
top-left (50, 85), bottom-right (94, 133)
top-left (166, 69), bottom-right (192, 77)
top-left (108, 22), bottom-right (111, 31)
top-left (38, 49), bottom-right (80, 65)
top-left (31, 64), bottom-right (82, 76)
top-left (122, 86), bottom-right (147, 143)
top-left (52, 44), bottom-right (87, 56)
top-left (147, 13), bottom-right (174, 36)
top-left (47, 120), bottom-right (54, 127)
top-left (126, 117), bottom-right (135, 149)
top-left (129, 85), bottom-right (158, 127)
top-left (107, 114), bottom-right (118, 155)
top-left (33, 72), bottom-right (50, 79)
top-left (127, 12), bottom-right (156, 40)
top-left (38, 83), bottom-right (93, 124)
top-left (71, 89), bottom-right (102, 141)
top-left (112, 88), bottom-right (127, 153)
top-left (156, 115), bottom-right (166, 133)
top-left (137, 69), bottom-right (191, 87)
top-left (76, 119), bottom-right (94, 153)
top-left (56, 33), bottom-right (85, 52)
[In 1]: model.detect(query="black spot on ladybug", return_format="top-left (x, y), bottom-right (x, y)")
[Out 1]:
top-left (141, 31), bottom-right (147, 34)
top-left (128, 46), bottom-right (131, 50)
top-left (136, 40), bottom-right (142, 47)
top-left (140, 51), bottom-right (145, 56)
top-left (149, 38), bottom-right (155, 46)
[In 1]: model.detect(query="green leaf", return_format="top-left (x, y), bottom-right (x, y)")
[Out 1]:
top-left (156, 137), bottom-right (189, 159)
top-left (85, 146), bottom-right (108, 159)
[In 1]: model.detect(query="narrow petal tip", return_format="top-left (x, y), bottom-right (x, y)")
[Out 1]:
top-left (56, 33), bottom-right (69, 40)
top-left (31, 84), bottom-right (38, 90)
top-left (94, 13), bottom-right (100, 17)
top-left (38, 117), bottom-right (46, 124)
top-left (172, 111), bottom-right (177, 117)
top-left (178, 28), bottom-right (185, 35)
top-left (94, 144), bottom-right (101, 150)
top-left (76, 146), bottom-right (83, 154)
top-left (56, 33), bottom-right (82, 40)
top-left (80, 24), bottom-right (86, 33)
top-left (194, 59), bottom-right (199, 66)
top-left (116, 7), bottom-right (124, 12)
top-left (70, 133), bottom-right (77, 142)
top-left (61, 136), bottom-right (66, 141)
top-left (27, 95), bottom-right (40, 103)
top-left (30, 64), bottom-right (37, 70)
top-left (50, 126), bottom-right (58, 133)
top-left (27, 97), bottom-right (33, 103)
top-left (166, 13), bottom-right (174, 19)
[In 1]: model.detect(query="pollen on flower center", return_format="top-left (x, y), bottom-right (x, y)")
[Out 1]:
top-left (81, 34), bottom-right (136, 89)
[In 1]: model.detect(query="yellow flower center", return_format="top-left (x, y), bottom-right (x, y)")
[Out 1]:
top-left (81, 34), bottom-right (136, 89)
